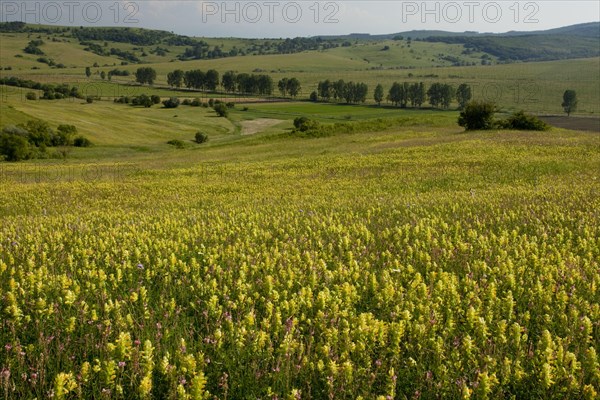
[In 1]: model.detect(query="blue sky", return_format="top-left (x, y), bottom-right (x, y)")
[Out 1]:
top-left (1, 1), bottom-right (599, 37)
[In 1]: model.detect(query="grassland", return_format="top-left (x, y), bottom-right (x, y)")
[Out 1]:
top-left (1, 113), bottom-right (599, 398)
top-left (3, 29), bottom-right (598, 114)
top-left (1, 25), bottom-right (599, 399)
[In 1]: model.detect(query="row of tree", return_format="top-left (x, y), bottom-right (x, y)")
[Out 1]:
top-left (166, 70), bottom-right (280, 96)
top-left (167, 69), bottom-right (220, 91)
top-left (277, 78), bottom-right (302, 98)
top-left (316, 80), bottom-right (369, 104)
top-left (377, 82), bottom-right (472, 109)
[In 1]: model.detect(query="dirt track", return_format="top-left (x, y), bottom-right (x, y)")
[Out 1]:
top-left (539, 116), bottom-right (600, 132)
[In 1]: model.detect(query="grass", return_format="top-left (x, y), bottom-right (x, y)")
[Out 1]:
top-left (2, 30), bottom-right (598, 114)
top-left (1, 24), bottom-right (599, 400)
top-left (1, 116), bottom-right (599, 398)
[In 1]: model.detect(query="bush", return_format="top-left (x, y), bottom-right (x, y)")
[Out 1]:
top-left (114, 96), bottom-right (130, 104)
top-left (86, 96), bottom-right (94, 104)
top-left (0, 132), bottom-right (33, 161)
top-left (458, 101), bottom-right (496, 131)
top-left (24, 120), bottom-right (53, 147)
top-left (213, 103), bottom-right (228, 117)
top-left (73, 136), bottom-right (92, 147)
top-left (226, 102), bottom-right (235, 109)
top-left (151, 95), bottom-right (161, 105)
top-left (195, 131), bottom-right (208, 144)
top-left (208, 98), bottom-right (215, 107)
top-left (167, 139), bottom-right (186, 149)
top-left (310, 91), bottom-right (318, 102)
top-left (293, 117), bottom-right (320, 132)
top-left (162, 97), bottom-right (180, 109)
top-left (182, 99), bottom-right (191, 106)
top-left (191, 98), bottom-right (202, 107)
top-left (53, 124), bottom-right (78, 146)
top-left (132, 94), bottom-right (153, 107)
top-left (499, 111), bottom-right (550, 131)
top-left (26, 92), bottom-right (37, 100)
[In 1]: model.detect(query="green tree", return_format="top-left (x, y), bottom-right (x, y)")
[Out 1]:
top-left (332, 80), bottom-right (345, 102)
top-left (257, 75), bottom-right (273, 95)
top-left (458, 101), bottom-right (496, 131)
top-left (318, 80), bottom-right (332, 101)
top-left (135, 67), bottom-right (157, 85)
top-left (162, 97), bottom-right (180, 109)
top-left (22, 120), bottom-right (53, 147)
top-left (0, 131), bottom-right (33, 161)
top-left (456, 83), bottom-right (472, 110)
top-left (205, 69), bottom-right (220, 91)
top-left (428, 83), bottom-right (455, 109)
top-left (222, 71), bottom-right (237, 93)
top-left (562, 90), bottom-right (577, 116)
top-left (286, 78), bottom-right (301, 98)
top-left (278, 78), bottom-right (289, 97)
top-left (214, 103), bottom-right (228, 117)
top-left (408, 82), bottom-right (426, 108)
top-left (85, 66), bottom-right (91, 78)
top-left (100, 71), bottom-right (106, 80)
top-left (167, 70), bottom-right (184, 88)
top-left (184, 70), bottom-right (206, 90)
top-left (374, 84), bottom-right (384, 106)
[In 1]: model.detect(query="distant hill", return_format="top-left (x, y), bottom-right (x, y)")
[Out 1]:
top-left (318, 22), bottom-right (600, 41)
top-left (1, 21), bottom-right (598, 65)
top-left (421, 22), bottom-right (599, 62)
top-left (316, 22), bottom-right (600, 62)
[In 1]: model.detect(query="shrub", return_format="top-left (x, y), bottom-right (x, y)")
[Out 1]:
top-left (23, 120), bottom-right (53, 147)
top-left (53, 125), bottom-right (78, 146)
top-left (458, 101), bottom-right (496, 131)
top-left (226, 102), bottom-right (235, 109)
top-left (86, 96), bottom-right (94, 104)
top-left (293, 117), bottom-right (320, 132)
top-left (191, 98), bottom-right (202, 107)
top-left (132, 94), bottom-right (153, 108)
top-left (162, 97), bottom-right (180, 109)
top-left (167, 139), bottom-right (186, 149)
top-left (114, 96), bottom-right (130, 104)
top-left (310, 91), bottom-right (318, 102)
top-left (151, 95), bottom-right (161, 105)
top-left (73, 136), bottom-right (92, 147)
top-left (195, 132), bottom-right (208, 144)
top-left (499, 111), bottom-right (550, 131)
top-left (182, 99), bottom-right (191, 106)
top-left (208, 98), bottom-right (215, 107)
top-left (213, 103), bottom-right (228, 117)
top-left (0, 132), bottom-right (33, 161)
top-left (26, 92), bottom-right (37, 100)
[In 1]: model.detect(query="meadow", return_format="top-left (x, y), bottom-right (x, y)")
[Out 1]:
top-left (1, 88), bottom-right (600, 399)
top-left (1, 24), bottom-right (599, 400)
top-left (2, 29), bottom-right (599, 114)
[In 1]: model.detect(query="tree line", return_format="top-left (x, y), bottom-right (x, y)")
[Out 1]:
top-left (136, 68), bottom-right (304, 97)
top-left (316, 80), bottom-right (369, 104)
top-left (381, 82), bottom-right (472, 109)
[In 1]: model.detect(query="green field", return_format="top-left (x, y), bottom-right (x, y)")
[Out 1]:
top-left (1, 23), bottom-right (600, 400)
top-left (2, 28), bottom-right (599, 114)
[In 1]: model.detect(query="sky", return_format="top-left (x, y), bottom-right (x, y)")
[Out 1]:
top-left (1, 1), bottom-right (599, 38)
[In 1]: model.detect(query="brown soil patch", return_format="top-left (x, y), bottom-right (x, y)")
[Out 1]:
top-left (240, 119), bottom-right (283, 135)
top-left (539, 116), bottom-right (600, 132)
